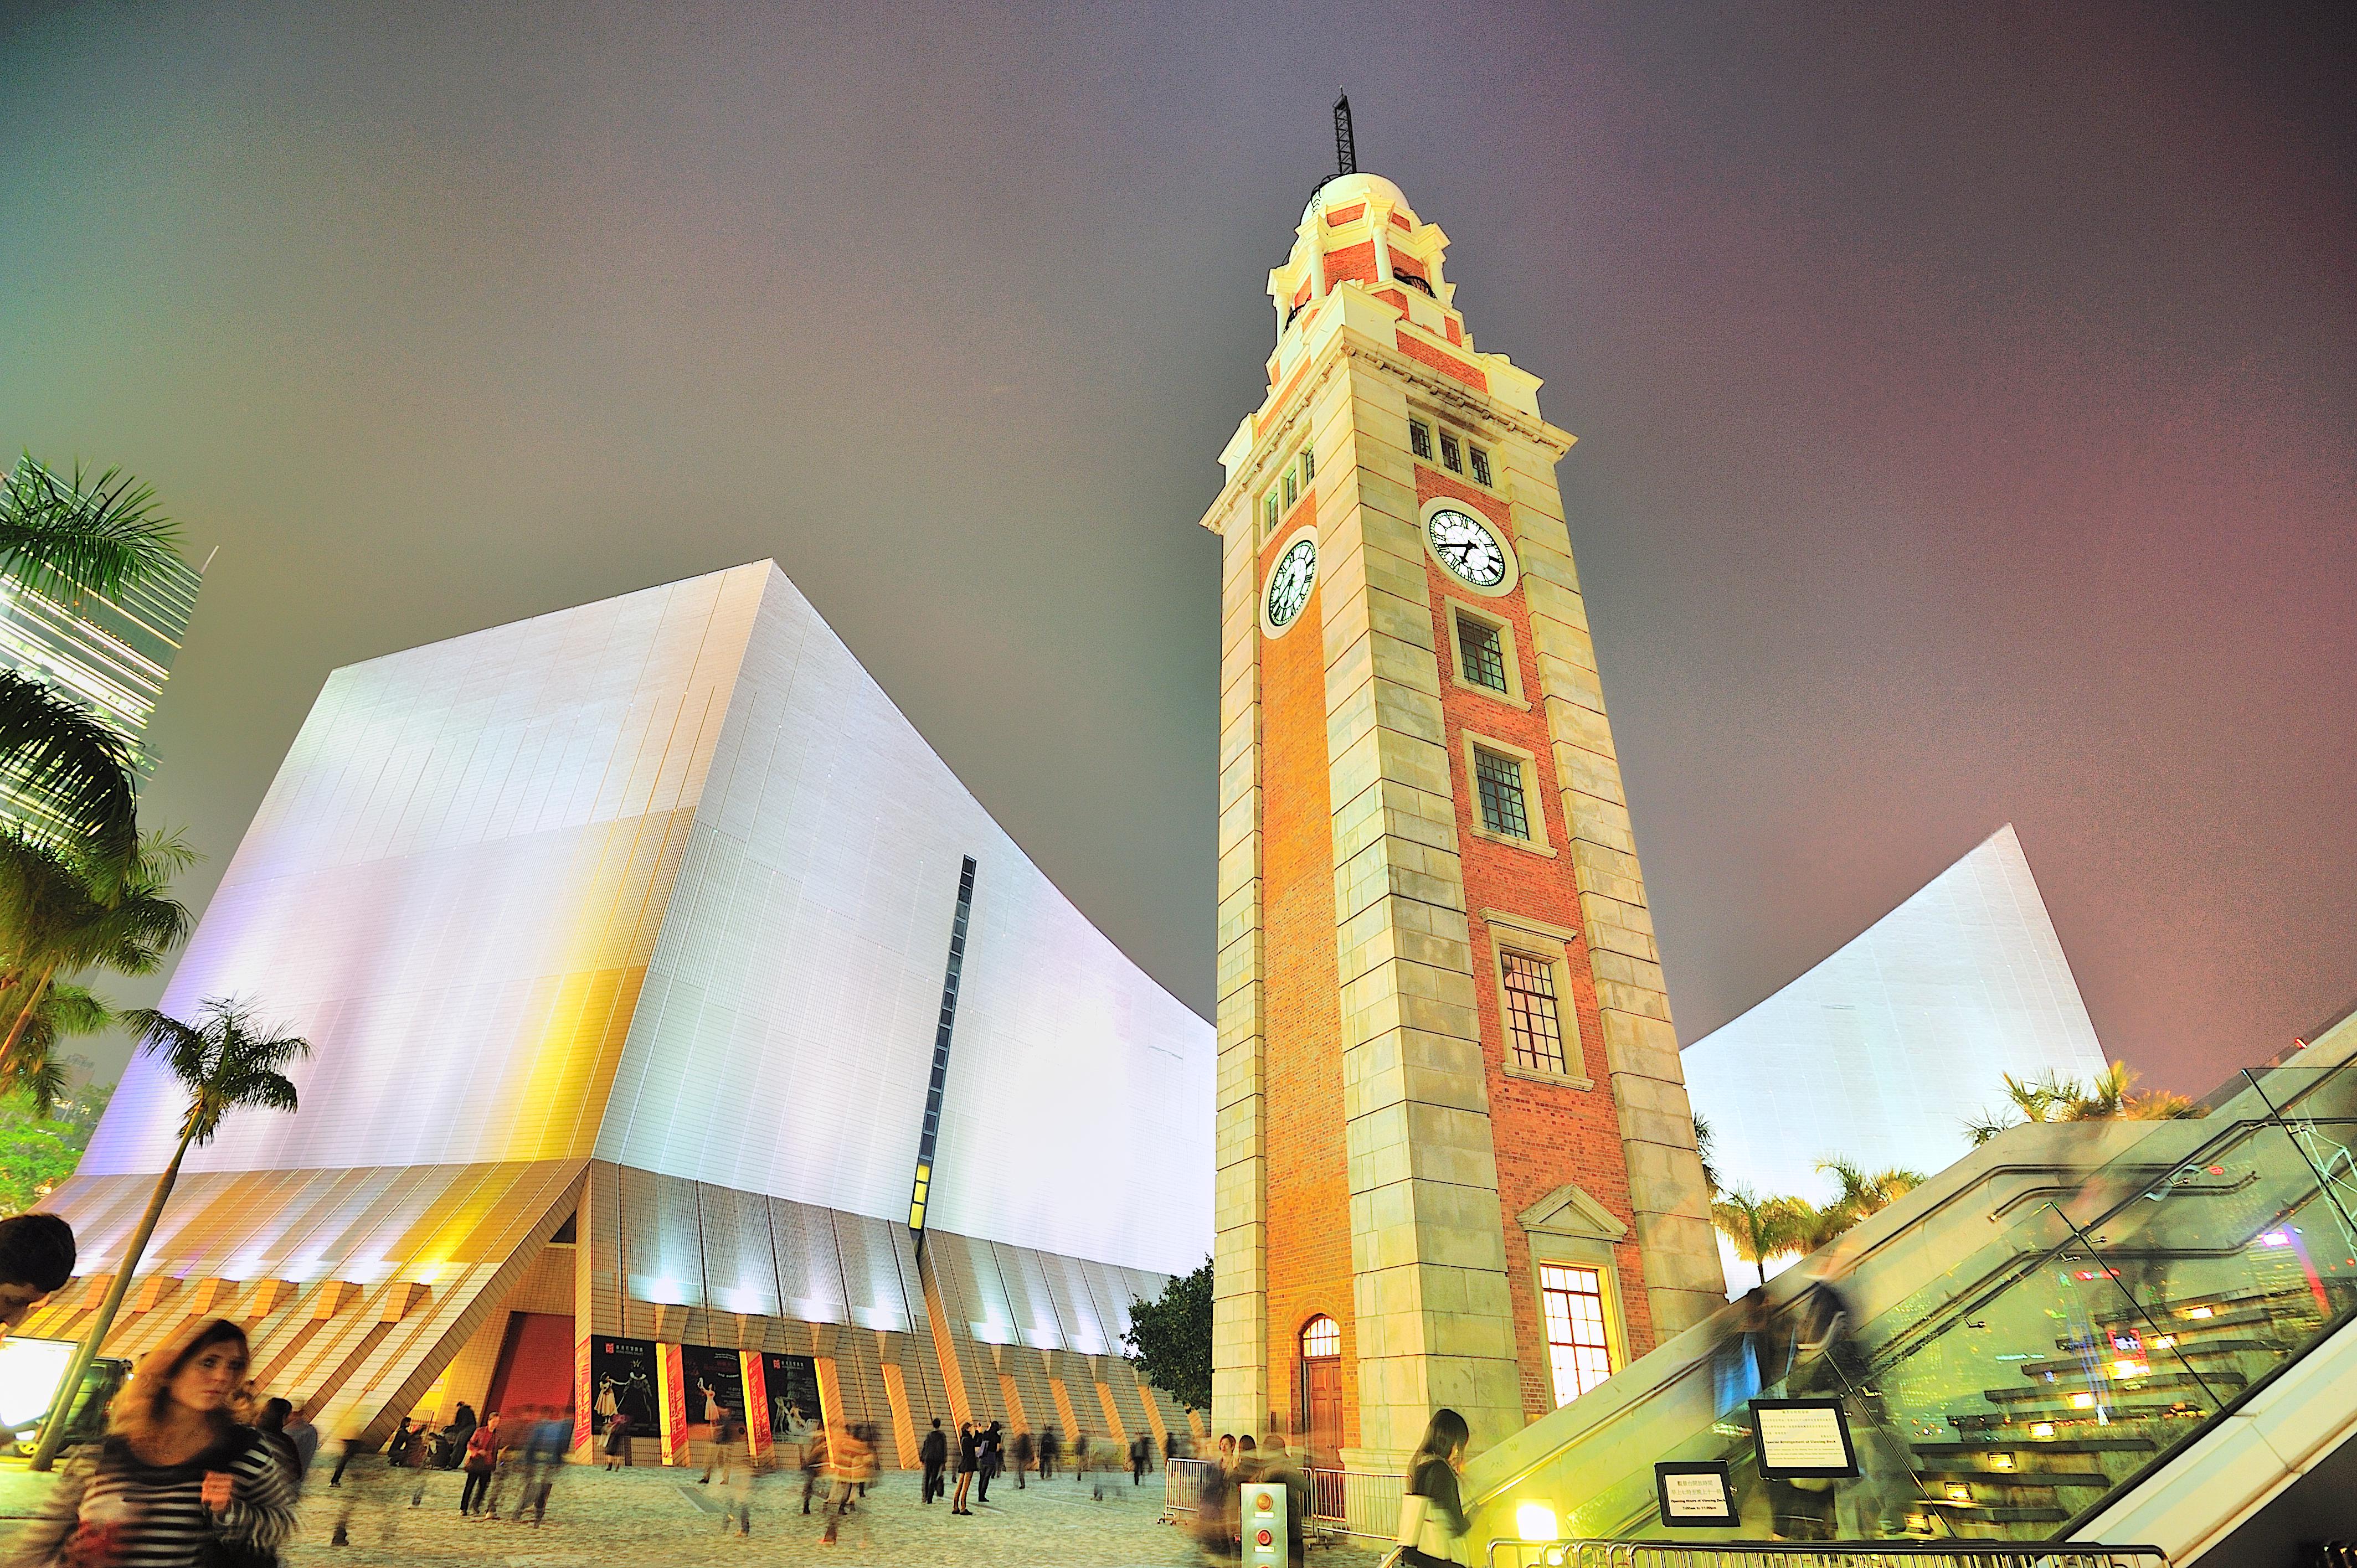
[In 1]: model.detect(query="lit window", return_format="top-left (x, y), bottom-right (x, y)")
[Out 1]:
top-left (1540, 1265), bottom-right (1613, 1405)
top-left (1457, 614), bottom-right (1507, 693)
top-left (1284, 468), bottom-right (1298, 507)
top-left (1473, 747), bottom-right (1530, 840)
top-left (1502, 951), bottom-right (1567, 1074)
top-left (1300, 1315), bottom-right (1340, 1358)
top-left (1439, 432), bottom-right (1463, 473)
top-left (1470, 446), bottom-right (1493, 487)
top-left (1300, 448), bottom-right (1315, 485)
top-left (1409, 420), bottom-right (1433, 461)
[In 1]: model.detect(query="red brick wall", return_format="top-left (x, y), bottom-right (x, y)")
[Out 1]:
top-left (1396, 330), bottom-right (1487, 391)
top-left (1412, 467), bottom-right (1658, 1420)
top-left (1255, 493), bottom-right (1357, 1451)
top-left (1325, 241), bottom-right (1378, 288)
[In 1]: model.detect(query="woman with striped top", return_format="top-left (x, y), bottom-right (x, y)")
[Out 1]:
top-left (6, 1317), bottom-right (298, 1567)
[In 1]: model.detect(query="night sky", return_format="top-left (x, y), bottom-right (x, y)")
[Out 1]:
top-left (3, 2), bottom-right (2350, 1094)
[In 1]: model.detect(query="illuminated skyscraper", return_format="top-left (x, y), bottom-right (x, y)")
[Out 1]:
top-left (0, 553), bottom-right (203, 835)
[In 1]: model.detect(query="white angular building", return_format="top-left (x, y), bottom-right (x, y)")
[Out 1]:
top-left (1682, 826), bottom-right (2108, 1241)
top-left (32, 563), bottom-right (1213, 1461)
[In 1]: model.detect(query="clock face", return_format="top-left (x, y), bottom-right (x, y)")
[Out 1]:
top-left (1264, 537), bottom-right (1317, 632)
top-left (1427, 508), bottom-right (1510, 587)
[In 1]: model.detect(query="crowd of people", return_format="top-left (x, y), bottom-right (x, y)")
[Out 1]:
top-left (1187, 1409), bottom-right (1473, 1566)
top-left (0, 1210), bottom-right (1295, 1563)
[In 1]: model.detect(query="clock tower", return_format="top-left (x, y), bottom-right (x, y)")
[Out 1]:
top-left (1201, 167), bottom-right (1722, 1463)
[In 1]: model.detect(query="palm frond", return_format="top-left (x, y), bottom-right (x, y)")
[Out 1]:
top-left (0, 454), bottom-right (182, 602)
top-left (0, 673), bottom-right (136, 863)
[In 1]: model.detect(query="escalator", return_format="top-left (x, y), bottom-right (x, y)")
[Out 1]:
top-left (1465, 1009), bottom-right (2357, 1565)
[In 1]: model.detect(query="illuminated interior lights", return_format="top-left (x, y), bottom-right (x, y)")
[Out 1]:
top-left (2186, 1306), bottom-right (2215, 1319)
top-left (2070, 1392), bottom-right (2097, 1409)
top-left (1990, 1453), bottom-right (2016, 1472)
top-left (2113, 1359), bottom-right (2149, 1379)
top-left (1514, 1503), bottom-right (1560, 1543)
top-left (1946, 1484), bottom-right (1973, 1501)
top-left (2151, 1335), bottom-right (2177, 1349)
top-left (2030, 1422), bottom-right (2056, 1438)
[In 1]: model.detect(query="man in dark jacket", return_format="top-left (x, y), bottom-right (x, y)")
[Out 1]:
top-left (920, 1417), bottom-right (949, 1504)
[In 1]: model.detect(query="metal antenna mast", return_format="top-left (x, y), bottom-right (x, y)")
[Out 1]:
top-left (1333, 92), bottom-right (1356, 176)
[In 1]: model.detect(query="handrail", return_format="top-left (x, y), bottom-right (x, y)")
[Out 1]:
top-left (1466, 1066), bottom-right (2357, 1524)
top-left (1488, 1541), bottom-right (2171, 1567)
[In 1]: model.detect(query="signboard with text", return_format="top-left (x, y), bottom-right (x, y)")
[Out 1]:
top-left (1654, 1460), bottom-right (1738, 1528)
top-left (1749, 1397), bottom-right (1858, 1478)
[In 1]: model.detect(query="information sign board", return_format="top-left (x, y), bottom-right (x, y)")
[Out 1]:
top-left (1654, 1459), bottom-right (1738, 1527)
top-left (1749, 1397), bottom-right (1858, 1477)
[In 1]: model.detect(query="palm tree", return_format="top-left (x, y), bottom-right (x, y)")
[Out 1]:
top-left (1711, 1184), bottom-right (1818, 1290)
top-left (0, 982), bottom-right (109, 1118)
top-left (29, 997), bottom-right (309, 1471)
top-left (1694, 1112), bottom-right (1722, 1198)
top-left (0, 455), bottom-right (182, 863)
top-left (1965, 1060), bottom-right (2205, 1146)
top-left (0, 828), bottom-right (192, 1071)
top-left (1816, 1158), bottom-right (1927, 1224)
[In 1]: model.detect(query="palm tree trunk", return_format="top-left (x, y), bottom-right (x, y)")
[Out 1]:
top-left (0, 963), bottom-right (56, 1071)
top-left (28, 1123), bottom-right (194, 1471)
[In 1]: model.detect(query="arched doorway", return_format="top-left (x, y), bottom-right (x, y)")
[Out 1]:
top-left (1298, 1314), bottom-right (1342, 1467)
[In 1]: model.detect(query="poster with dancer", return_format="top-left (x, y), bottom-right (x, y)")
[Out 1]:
top-left (681, 1343), bottom-right (747, 1431)
top-left (588, 1336), bottom-right (661, 1436)
top-left (761, 1352), bottom-right (822, 1442)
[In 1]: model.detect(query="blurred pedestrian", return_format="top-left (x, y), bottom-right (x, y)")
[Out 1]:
top-left (1392, 1408), bottom-right (1471, 1568)
top-left (604, 1409), bottom-right (633, 1471)
top-left (1012, 1427), bottom-right (1032, 1489)
top-left (1197, 1433), bottom-right (1237, 1558)
top-left (459, 1412), bottom-right (498, 1514)
top-left (3, 1317), bottom-right (297, 1568)
top-left (1038, 1423), bottom-right (1060, 1481)
top-left (818, 1423), bottom-right (873, 1546)
top-left (1258, 1433), bottom-right (1309, 1565)
top-left (1131, 1431), bottom-right (1150, 1484)
top-left (977, 1421), bottom-right (1001, 1503)
top-left (800, 1425), bottom-right (829, 1514)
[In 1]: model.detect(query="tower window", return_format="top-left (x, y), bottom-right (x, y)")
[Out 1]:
top-left (1284, 468), bottom-right (1298, 507)
top-left (1540, 1264), bottom-right (1613, 1405)
top-left (1300, 1314), bottom-right (1340, 1358)
top-left (1299, 448), bottom-right (1314, 486)
top-left (1501, 950), bottom-right (1567, 1074)
top-left (1470, 446), bottom-right (1493, 487)
top-left (1264, 492), bottom-right (1280, 537)
top-left (1409, 420), bottom-right (1433, 461)
top-left (1456, 614), bottom-right (1508, 693)
top-left (1473, 746), bottom-right (1530, 840)
top-left (1439, 432), bottom-right (1464, 473)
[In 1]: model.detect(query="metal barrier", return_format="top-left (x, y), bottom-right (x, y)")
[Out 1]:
top-left (1486, 1542), bottom-right (2171, 1568)
top-left (1161, 1456), bottom-right (1406, 1543)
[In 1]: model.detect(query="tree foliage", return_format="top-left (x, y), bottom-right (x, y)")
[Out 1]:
top-left (1124, 1256), bottom-right (1212, 1413)
top-left (1965, 1060), bottom-right (2203, 1146)
top-left (0, 1069), bottom-right (111, 1215)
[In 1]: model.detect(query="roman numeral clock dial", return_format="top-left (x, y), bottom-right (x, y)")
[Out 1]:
top-left (1426, 508), bottom-right (1510, 588)
top-left (1263, 535), bottom-right (1318, 633)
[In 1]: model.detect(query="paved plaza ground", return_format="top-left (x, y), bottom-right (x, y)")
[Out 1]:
top-left (0, 1457), bottom-right (1387, 1568)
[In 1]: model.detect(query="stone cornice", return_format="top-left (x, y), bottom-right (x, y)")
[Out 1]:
top-left (1196, 332), bottom-right (1575, 534)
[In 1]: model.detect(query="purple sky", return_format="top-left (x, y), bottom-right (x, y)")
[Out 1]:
top-left (2, 2), bottom-right (2350, 1093)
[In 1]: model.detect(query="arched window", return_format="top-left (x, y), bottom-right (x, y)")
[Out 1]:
top-left (1300, 1314), bottom-right (1340, 1359)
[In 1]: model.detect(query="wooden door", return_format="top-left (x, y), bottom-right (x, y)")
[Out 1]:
top-left (1301, 1356), bottom-right (1342, 1468)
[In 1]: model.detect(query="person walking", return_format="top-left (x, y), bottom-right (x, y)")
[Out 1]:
top-left (976, 1421), bottom-right (1001, 1503)
top-left (1012, 1427), bottom-right (1032, 1489)
top-left (800, 1425), bottom-right (829, 1515)
top-left (1197, 1433), bottom-right (1237, 1559)
top-left (818, 1423), bottom-right (873, 1546)
top-left (951, 1421), bottom-right (977, 1514)
top-left (521, 1408), bottom-right (569, 1526)
top-left (459, 1412), bottom-right (498, 1514)
top-left (1258, 1433), bottom-right (1310, 1565)
top-left (1037, 1423), bottom-right (1060, 1482)
top-left (3, 1317), bottom-right (298, 1568)
top-left (443, 1402), bottom-right (477, 1469)
top-left (702, 1405), bottom-right (740, 1486)
top-left (604, 1409), bottom-right (633, 1471)
top-left (920, 1417), bottom-right (948, 1505)
top-left (1130, 1431), bottom-right (1149, 1485)
top-left (1074, 1427), bottom-right (1091, 1479)
top-left (1392, 1408), bottom-right (1473, 1567)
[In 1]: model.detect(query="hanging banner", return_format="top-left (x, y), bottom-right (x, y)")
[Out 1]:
top-left (655, 1342), bottom-right (689, 1466)
top-left (587, 1335), bottom-right (661, 1439)
top-left (762, 1353), bottom-right (823, 1446)
top-left (740, 1351), bottom-right (772, 1461)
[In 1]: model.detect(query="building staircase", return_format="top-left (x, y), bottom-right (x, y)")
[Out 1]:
top-left (1464, 1007), bottom-right (2357, 1566)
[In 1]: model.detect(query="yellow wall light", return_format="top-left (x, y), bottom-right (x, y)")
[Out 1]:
top-left (1514, 1502), bottom-right (1560, 1542)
